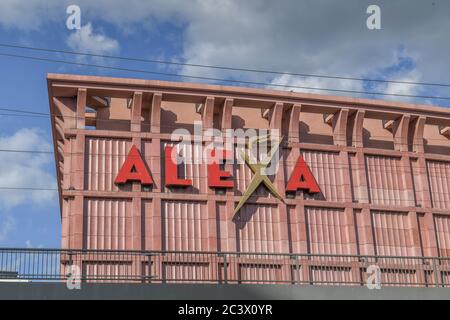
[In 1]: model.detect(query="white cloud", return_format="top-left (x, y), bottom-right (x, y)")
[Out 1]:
top-left (269, 73), bottom-right (365, 96)
top-left (382, 71), bottom-right (422, 98)
top-left (0, 128), bottom-right (56, 210)
top-left (66, 22), bottom-right (119, 56)
top-left (0, 0), bottom-right (51, 30)
top-left (25, 239), bottom-right (43, 248)
top-left (1, 1), bottom-right (450, 105)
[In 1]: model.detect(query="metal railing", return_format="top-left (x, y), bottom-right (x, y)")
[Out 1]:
top-left (0, 248), bottom-right (449, 287)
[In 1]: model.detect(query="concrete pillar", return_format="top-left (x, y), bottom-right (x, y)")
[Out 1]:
top-left (332, 108), bottom-right (349, 146)
top-left (422, 212), bottom-right (439, 257)
top-left (269, 102), bottom-right (284, 131)
top-left (221, 98), bottom-right (233, 130)
top-left (357, 207), bottom-right (375, 256)
top-left (71, 195), bottom-right (84, 249)
top-left (408, 211), bottom-right (423, 256)
top-left (287, 104), bottom-right (301, 144)
top-left (400, 154), bottom-right (416, 207)
top-left (344, 207), bottom-right (358, 255)
top-left (412, 116), bottom-right (426, 153)
top-left (202, 96), bottom-right (215, 129)
top-left (150, 92), bottom-right (162, 133)
top-left (207, 200), bottom-right (218, 251)
top-left (416, 156), bottom-right (432, 209)
top-left (151, 198), bottom-right (162, 250)
top-left (393, 114), bottom-right (411, 152)
top-left (131, 92), bottom-right (142, 132)
top-left (352, 110), bottom-right (365, 148)
top-left (76, 88), bottom-right (86, 129)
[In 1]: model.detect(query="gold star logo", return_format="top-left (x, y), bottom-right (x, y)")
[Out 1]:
top-left (233, 135), bottom-right (284, 219)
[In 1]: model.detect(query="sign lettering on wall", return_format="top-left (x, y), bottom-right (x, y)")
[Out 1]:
top-left (115, 144), bottom-right (320, 214)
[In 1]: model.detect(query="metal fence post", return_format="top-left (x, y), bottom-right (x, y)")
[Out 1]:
top-left (432, 258), bottom-right (439, 288)
top-left (223, 253), bottom-right (228, 284)
top-left (144, 253), bottom-right (153, 283)
top-left (68, 251), bottom-right (73, 281)
top-left (291, 255), bottom-right (301, 284)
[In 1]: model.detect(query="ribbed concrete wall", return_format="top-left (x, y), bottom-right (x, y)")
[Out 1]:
top-left (434, 215), bottom-right (450, 257)
top-left (371, 211), bottom-right (415, 257)
top-left (162, 200), bottom-right (208, 251)
top-left (85, 137), bottom-right (132, 192)
top-left (236, 204), bottom-right (284, 253)
top-left (302, 151), bottom-right (342, 202)
top-left (83, 198), bottom-right (133, 250)
top-left (427, 160), bottom-right (450, 209)
top-left (305, 207), bottom-right (351, 255)
top-left (366, 155), bottom-right (406, 206)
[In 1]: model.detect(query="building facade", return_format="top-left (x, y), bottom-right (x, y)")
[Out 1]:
top-left (48, 73), bottom-right (450, 284)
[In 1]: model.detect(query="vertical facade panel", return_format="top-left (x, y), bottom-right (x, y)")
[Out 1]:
top-left (235, 204), bottom-right (284, 253)
top-left (305, 207), bottom-right (352, 255)
top-left (84, 198), bottom-right (133, 250)
top-left (371, 211), bottom-right (414, 256)
top-left (434, 215), bottom-right (450, 257)
top-left (85, 137), bottom-right (132, 191)
top-left (302, 150), bottom-right (342, 202)
top-left (162, 200), bottom-right (208, 251)
top-left (366, 155), bottom-right (406, 206)
top-left (427, 160), bottom-right (450, 210)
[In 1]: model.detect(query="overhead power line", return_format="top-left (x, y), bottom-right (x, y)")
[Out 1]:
top-left (2, 51), bottom-right (450, 101)
top-left (1, 42), bottom-right (450, 88)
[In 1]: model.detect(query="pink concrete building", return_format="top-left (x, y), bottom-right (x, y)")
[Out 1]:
top-left (47, 73), bottom-right (450, 284)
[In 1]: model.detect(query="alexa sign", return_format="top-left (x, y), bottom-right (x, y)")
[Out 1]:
top-left (114, 141), bottom-right (321, 215)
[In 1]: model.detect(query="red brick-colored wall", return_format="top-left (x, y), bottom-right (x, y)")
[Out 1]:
top-left (48, 74), bottom-right (450, 263)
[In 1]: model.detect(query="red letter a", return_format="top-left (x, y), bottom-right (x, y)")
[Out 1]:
top-left (115, 145), bottom-right (153, 185)
top-left (286, 156), bottom-right (320, 193)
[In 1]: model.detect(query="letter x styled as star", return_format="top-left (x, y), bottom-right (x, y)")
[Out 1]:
top-left (233, 136), bottom-right (285, 220)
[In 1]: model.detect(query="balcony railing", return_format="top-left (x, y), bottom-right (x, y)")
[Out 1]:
top-left (0, 248), bottom-right (449, 287)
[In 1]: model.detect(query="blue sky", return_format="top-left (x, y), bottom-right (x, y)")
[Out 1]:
top-left (0, 0), bottom-right (449, 248)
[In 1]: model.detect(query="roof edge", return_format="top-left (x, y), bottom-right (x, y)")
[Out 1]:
top-left (47, 73), bottom-right (450, 116)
